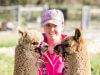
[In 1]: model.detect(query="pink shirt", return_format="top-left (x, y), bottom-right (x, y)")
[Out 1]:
top-left (38, 33), bottom-right (67, 75)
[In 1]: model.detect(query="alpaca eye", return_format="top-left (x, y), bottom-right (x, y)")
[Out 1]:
top-left (32, 42), bottom-right (38, 45)
top-left (64, 44), bottom-right (70, 47)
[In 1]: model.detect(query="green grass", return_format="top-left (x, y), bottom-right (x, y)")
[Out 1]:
top-left (0, 38), bottom-right (18, 47)
top-left (91, 53), bottom-right (100, 75)
top-left (0, 53), bottom-right (14, 75)
top-left (0, 31), bottom-right (18, 47)
top-left (0, 53), bottom-right (100, 75)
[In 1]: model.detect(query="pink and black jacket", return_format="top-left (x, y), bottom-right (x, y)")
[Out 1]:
top-left (38, 33), bottom-right (67, 75)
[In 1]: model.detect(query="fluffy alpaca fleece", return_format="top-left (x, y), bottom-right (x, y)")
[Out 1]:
top-left (54, 28), bottom-right (91, 75)
top-left (14, 28), bottom-right (44, 75)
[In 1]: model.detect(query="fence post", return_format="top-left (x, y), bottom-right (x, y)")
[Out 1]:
top-left (81, 5), bottom-right (91, 31)
top-left (16, 6), bottom-right (21, 25)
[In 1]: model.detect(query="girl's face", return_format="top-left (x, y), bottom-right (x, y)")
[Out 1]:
top-left (44, 23), bottom-right (63, 42)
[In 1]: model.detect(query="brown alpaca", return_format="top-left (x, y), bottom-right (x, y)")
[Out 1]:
top-left (13, 28), bottom-right (47, 75)
top-left (54, 28), bottom-right (91, 75)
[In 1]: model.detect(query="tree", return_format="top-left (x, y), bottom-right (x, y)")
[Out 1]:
top-left (0, 0), bottom-right (11, 6)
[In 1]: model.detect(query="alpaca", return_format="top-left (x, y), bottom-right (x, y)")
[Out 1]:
top-left (13, 28), bottom-right (47, 75)
top-left (54, 28), bottom-right (91, 75)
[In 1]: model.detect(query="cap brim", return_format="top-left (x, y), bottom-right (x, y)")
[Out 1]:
top-left (42, 20), bottom-right (60, 26)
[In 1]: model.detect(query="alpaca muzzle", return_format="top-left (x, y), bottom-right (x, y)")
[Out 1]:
top-left (35, 42), bottom-right (48, 56)
top-left (54, 44), bottom-right (68, 57)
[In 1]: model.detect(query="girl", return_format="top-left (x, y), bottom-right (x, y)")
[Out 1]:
top-left (38, 9), bottom-right (67, 75)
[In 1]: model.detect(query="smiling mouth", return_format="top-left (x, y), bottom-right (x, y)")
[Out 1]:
top-left (49, 33), bottom-right (55, 35)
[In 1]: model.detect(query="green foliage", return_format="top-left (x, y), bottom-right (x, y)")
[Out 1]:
top-left (19, 11), bottom-right (41, 24)
top-left (0, 0), bottom-right (36, 5)
top-left (0, 0), bottom-right (100, 6)
top-left (0, 10), bottom-right (15, 21)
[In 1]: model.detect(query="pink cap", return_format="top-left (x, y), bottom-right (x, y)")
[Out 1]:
top-left (41, 9), bottom-right (64, 26)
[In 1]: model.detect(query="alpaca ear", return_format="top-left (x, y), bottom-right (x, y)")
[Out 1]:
top-left (17, 26), bottom-right (27, 37)
top-left (74, 28), bottom-right (81, 41)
